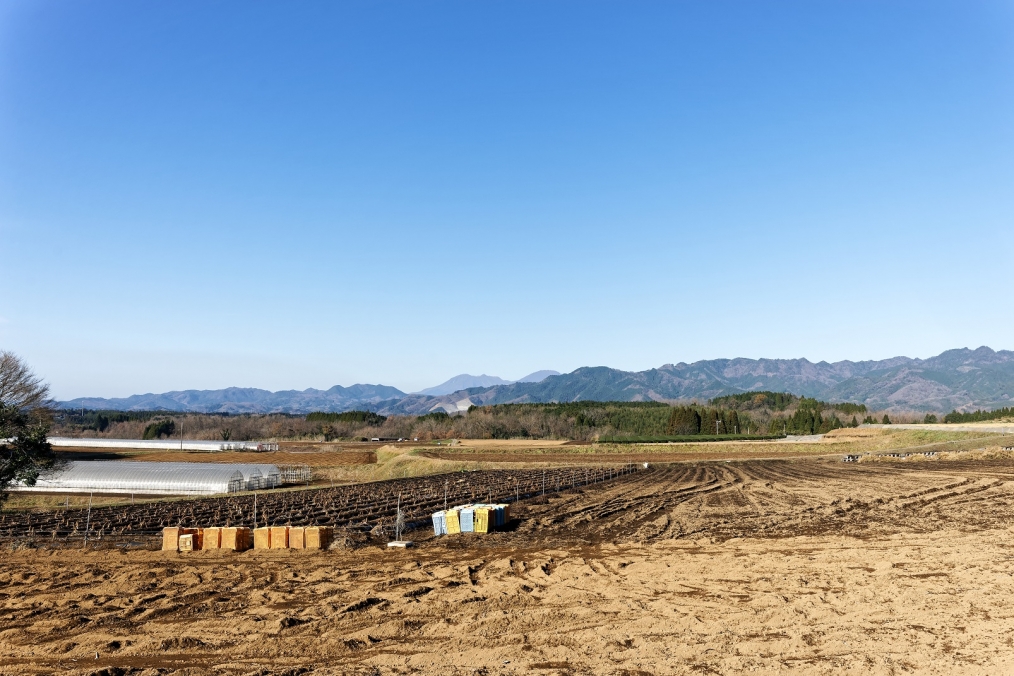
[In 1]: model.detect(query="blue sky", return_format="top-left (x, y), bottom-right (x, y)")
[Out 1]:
top-left (2, 1), bottom-right (1013, 399)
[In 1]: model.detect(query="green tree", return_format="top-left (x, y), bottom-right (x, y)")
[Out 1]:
top-left (0, 352), bottom-right (59, 508)
top-left (700, 408), bottom-right (719, 435)
top-left (923, 414), bottom-right (937, 424)
top-left (0, 404), bottom-right (58, 507)
top-left (882, 414), bottom-right (891, 425)
top-left (665, 406), bottom-right (701, 435)
top-left (142, 419), bottom-right (176, 440)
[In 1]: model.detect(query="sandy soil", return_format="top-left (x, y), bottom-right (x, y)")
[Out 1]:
top-left (4, 458), bottom-right (1014, 675)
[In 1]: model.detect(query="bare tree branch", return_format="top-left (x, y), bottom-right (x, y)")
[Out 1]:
top-left (0, 351), bottom-right (52, 410)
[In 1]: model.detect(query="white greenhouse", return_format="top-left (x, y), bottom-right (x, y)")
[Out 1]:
top-left (14, 461), bottom-right (283, 496)
top-left (46, 437), bottom-right (280, 452)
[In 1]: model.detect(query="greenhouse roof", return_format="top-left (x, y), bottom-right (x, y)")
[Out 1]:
top-left (16, 461), bottom-right (281, 495)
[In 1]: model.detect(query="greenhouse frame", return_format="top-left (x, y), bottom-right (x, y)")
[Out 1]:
top-left (47, 437), bottom-right (280, 452)
top-left (14, 461), bottom-right (283, 495)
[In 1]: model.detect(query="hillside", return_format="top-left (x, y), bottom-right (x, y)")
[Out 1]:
top-left (60, 384), bottom-right (405, 414)
top-left (381, 347), bottom-right (1014, 415)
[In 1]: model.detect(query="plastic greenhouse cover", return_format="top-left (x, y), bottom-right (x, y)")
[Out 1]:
top-left (14, 461), bottom-right (280, 495)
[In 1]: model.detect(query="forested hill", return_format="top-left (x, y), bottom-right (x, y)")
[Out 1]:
top-left (384, 347), bottom-right (1014, 414)
top-left (60, 347), bottom-right (1014, 414)
top-left (60, 384), bottom-right (405, 414)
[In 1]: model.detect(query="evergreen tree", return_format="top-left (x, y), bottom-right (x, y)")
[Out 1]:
top-left (882, 414), bottom-right (891, 425)
top-left (666, 407), bottom-right (701, 435)
top-left (851, 416), bottom-right (858, 427)
top-left (700, 408), bottom-right (718, 435)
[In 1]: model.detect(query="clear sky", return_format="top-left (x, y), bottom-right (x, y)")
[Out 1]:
top-left (2, 1), bottom-right (1013, 400)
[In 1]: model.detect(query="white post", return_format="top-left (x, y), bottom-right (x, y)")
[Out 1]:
top-left (83, 493), bottom-right (93, 544)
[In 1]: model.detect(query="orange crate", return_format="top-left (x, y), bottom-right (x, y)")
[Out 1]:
top-left (269, 526), bottom-right (289, 549)
top-left (289, 527), bottom-right (305, 549)
top-left (162, 527), bottom-right (180, 551)
top-left (253, 527), bottom-right (271, 549)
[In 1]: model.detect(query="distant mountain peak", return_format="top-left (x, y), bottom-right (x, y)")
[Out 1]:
top-left (516, 370), bottom-right (560, 383)
top-left (416, 374), bottom-right (514, 397)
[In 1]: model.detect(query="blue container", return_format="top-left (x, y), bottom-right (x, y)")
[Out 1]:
top-left (494, 505), bottom-right (505, 528)
top-left (432, 511), bottom-right (447, 536)
top-left (459, 507), bottom-right (474, 533)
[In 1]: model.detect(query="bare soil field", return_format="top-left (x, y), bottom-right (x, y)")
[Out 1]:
top-left (4, 457), bottom-right (1014, 674)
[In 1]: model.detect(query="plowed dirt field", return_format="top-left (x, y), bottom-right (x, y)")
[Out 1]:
top-left (4, 457), bottom-right (1014, 675)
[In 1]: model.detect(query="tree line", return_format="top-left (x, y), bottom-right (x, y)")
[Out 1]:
top-left (943, 407), bottom-right (1014, 424)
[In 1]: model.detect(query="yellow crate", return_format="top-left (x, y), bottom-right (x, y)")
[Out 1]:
top-left (445, 509), bottom-right (461, 534)
top-left (474, 508), bottom-right (490, 534)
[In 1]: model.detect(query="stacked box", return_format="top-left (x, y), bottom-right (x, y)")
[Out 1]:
top-left (445, 509), bottom-right (461, 534)
top-left (459, 507), bottom-right (474, 533)
top-left (253, 527), bottom-right (272, 549)
top-left (179, 534), bottom-right (195, 552)
top-left (432, 511), bottom-right (447, 536)
top-left (289, 527), bottom-right (306, 549)
top-left (203, 527), bottom-right (222, 550)
top-left (269, 526), bottom-right (289, 549)
top-left (162, 527), bottom-right (181, 551)
top-left (473, 507), bottom-right (490, 534)
top-left (221, 527), bottom-right (251, 551)
top-left (305, 526), bottom-right (333, 550)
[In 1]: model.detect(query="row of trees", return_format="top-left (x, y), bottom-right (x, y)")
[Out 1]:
top-left (665, 406), bottom-right (747, 435)
top-left (943, 407), bottom-right (1014, 424)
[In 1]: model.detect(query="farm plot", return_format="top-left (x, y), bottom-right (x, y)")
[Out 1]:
top-left (509, 457), bottom-right (1014, 546)
top-left (0, 465), bottom-right (635, 540)
top-left (4, 457), bottom-right (1014, 675)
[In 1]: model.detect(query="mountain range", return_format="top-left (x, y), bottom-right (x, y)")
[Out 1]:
top-left (59, 347), bottom-right (1014, 415)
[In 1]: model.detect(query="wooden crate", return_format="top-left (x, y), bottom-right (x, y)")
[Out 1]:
top-left (162, 527), bottom-right (180, 551)
top-left (304, 526), bottom-right (333, 550)
top-left (269, 526), bottom-right (289, 549)
top-left (179, 534), bottom-right (194, 552)
top-left (253, 527), bottom-right (271, 549)
top-left (203, 527), bottom-right (222, 550)
top-left (288, 527), bottom-right (305, 549)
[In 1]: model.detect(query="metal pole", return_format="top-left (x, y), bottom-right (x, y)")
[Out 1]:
top-left (253, 492), bottom-right (257, 527)
top-left (83, 493), bottom-right (93, 544)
